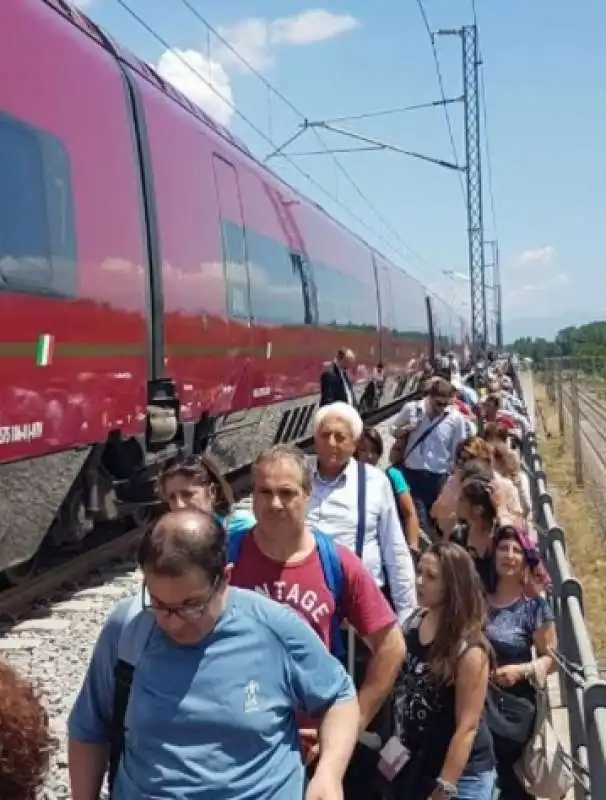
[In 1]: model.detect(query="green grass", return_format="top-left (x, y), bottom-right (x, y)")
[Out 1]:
top-left (534, 381), bottom-right (606, 659)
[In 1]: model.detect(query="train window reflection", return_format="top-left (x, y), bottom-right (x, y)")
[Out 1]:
top-left (0, 113), bottom-right (76, 298)
top-left (221, 220), bottom-right (250, 319)
top-left (314, 262), bottom-right (378, 329)
top-left (247, 230), bottom-right (307, 325)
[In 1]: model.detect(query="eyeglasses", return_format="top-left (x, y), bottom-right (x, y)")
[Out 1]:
top-left (141, 576), bottom-right (221, 621)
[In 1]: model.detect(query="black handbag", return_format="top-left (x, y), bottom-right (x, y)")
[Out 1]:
top-left (485, 683), bottom-right (535, 743)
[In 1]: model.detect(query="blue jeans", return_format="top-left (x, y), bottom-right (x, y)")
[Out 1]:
top-left (457, 769), bottom-right (497, 800)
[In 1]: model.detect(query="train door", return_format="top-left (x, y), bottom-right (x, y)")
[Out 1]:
top-left (376, 263), bottom-right (398, 403)
top-left (371, 254), bottom-right (384, 366)
top-left (211, 154), bottom-right (253, 409)
top-left (425, 296), bottom-right (436, 363)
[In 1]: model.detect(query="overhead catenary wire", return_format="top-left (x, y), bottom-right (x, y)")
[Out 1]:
top-left (112, 0), bottom-right (445, 284)
top-left (314, 97), bottom-right (463, 126)
top-left (169, 0), bottom-right (448, 279)
top-left (414, 0), bottom-right (466, 202)
top-left (174, 0), bottom-right (445, 279)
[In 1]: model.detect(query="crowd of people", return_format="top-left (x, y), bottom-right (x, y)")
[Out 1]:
top-left (0, 354), bottom-right (570, 800)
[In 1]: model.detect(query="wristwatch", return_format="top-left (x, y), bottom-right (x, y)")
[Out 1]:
top-left (434, 777), bottom-right (457, 799)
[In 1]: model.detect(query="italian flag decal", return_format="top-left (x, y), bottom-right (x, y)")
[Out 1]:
top-left (36, 334), bottom-right (54, 367)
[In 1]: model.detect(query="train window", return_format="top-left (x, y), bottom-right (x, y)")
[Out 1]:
top-left (390, 270), bottom-right (427, 338)
top-left (220, 219), bottom-right (250, 319)
top-left (377, 267), bottom-right (395, 332)
top-left (314, 261), bottom-right (378, 330)
top-left (0, 113), bottom-right (76, 298)
top-left (247, 230), bottom-right (307, 325)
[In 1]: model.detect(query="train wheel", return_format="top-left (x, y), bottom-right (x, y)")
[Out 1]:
top-left (2, 555), bottom-right (39, 587)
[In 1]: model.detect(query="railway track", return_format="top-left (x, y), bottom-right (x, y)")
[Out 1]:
top-left (561, 384), bottom-right (606, 468)
top-left (0, 464), bottom-right (253, 627)
top-left (0, 397), bottom-right (405, 626)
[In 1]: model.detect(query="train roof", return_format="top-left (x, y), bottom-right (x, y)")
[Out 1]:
top-left (43, 0), bottom-right (466, 326)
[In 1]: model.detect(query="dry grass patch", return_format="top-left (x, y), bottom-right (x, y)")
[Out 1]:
top-left (534, 381), bottom-right (606, 660)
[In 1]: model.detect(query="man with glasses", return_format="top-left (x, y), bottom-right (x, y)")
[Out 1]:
top-left (390, 377), bottom-right (467, 540)
top-left (67, 510), bottom-right (359, 800)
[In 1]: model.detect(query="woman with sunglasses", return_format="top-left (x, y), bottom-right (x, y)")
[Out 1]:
top-left (158, 453), bottom-right (256, 533)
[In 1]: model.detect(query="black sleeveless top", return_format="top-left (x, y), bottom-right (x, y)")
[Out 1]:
top-left (450, 523), bottom-right (496, 593)
top-left (394, 612), bottom-right (494, 778)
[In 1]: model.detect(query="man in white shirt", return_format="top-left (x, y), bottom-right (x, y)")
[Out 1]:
top-left (391, 377), bottom-right (467, 538)
top-left (305, 402), bottom-right (417, 624)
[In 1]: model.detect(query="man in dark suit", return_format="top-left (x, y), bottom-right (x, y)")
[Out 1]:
top-left (320, 349), bottom-right (356, 407)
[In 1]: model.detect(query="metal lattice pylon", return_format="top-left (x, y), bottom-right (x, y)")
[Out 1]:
top-left (461, 25), bottom-right (488, 353)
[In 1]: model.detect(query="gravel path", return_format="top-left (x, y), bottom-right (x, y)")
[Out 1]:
top-left (0, 416), bottom-right (397, 799)
top-left (1, 564), bottom-right (141, 799)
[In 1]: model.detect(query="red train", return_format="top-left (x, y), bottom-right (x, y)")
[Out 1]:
top-left (0, 0), bottom-right (470, 583)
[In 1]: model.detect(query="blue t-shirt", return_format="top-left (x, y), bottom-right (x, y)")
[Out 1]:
top-left (386, 466), bottom-right (410, 496)
top-left (68, 587), bottom-right (355, 799)
top-left (486, 595), bottom-right (554, 667)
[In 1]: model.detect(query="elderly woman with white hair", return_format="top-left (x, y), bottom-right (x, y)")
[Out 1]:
top-left (306, 401), bottom-right (417, 800)
top-left (306, 402), bottom-right (417, 624)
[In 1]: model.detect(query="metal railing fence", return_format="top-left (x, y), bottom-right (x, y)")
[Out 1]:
top-left (515, 369), bottom-right (606, 799)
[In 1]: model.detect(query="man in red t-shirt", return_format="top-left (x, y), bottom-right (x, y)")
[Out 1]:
top-left (230, 444), bottom-right (406, 767)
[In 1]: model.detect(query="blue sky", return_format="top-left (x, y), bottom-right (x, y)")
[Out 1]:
top-left (75, 0), bottom-right (606, 341)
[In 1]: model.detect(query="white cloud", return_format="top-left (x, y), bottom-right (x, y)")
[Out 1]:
top-left (156, 49), bottom-right (234, 127)
top-left (271, 9), bottom-right (360, 46)
top-left (217, 10), bottom-right (360, 73)
top-left (156, 9), bottom-right (360, 127)
top-left (217, 19), bottom-right (273, 72)
top-left (518, 245), bottom-right (556, 266)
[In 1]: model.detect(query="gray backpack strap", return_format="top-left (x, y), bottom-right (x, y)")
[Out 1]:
top-left (108, 600), bottom-right (156, 796)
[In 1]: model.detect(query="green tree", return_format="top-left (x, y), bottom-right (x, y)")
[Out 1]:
top-left (508, 321), bottom-right (606, 368)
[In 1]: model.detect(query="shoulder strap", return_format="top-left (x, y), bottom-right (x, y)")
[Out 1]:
top-left (401, 607), bottom-right (424, 635)
top-left (355, 460), bottom-right (366, 558)
top-left (227, 528), bottom-right (249, 564)
top-left (108, 601), bottom-right (156, 796)
top-left (117, 601), bottom-right (156, 665)
top-left (403, 410), bottom-right (448, 461)
top-left (345, 463), bottom-right (369, 674)
top-left (314, 531), bottom-right (345, 660)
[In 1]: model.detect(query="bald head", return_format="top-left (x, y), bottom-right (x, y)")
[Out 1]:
top-left (138, 509), bottom-right (226, 580)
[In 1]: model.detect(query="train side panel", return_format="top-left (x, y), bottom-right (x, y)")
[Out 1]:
top-left (293, 200), bottom-right (381, 396)
top-left (131, 76), bottom-right (251, 428)
top-left (383, 266), bottom-right (431, 379)
top-left (0, 0), bottom-right (149, 459)
top-left (234, 167), bottom-right (318, 408)
top-left (0, 0), bottom-right (150, 570)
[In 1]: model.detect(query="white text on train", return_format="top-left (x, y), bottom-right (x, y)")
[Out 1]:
top-left (0, 422), bottom-right (44, 445)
